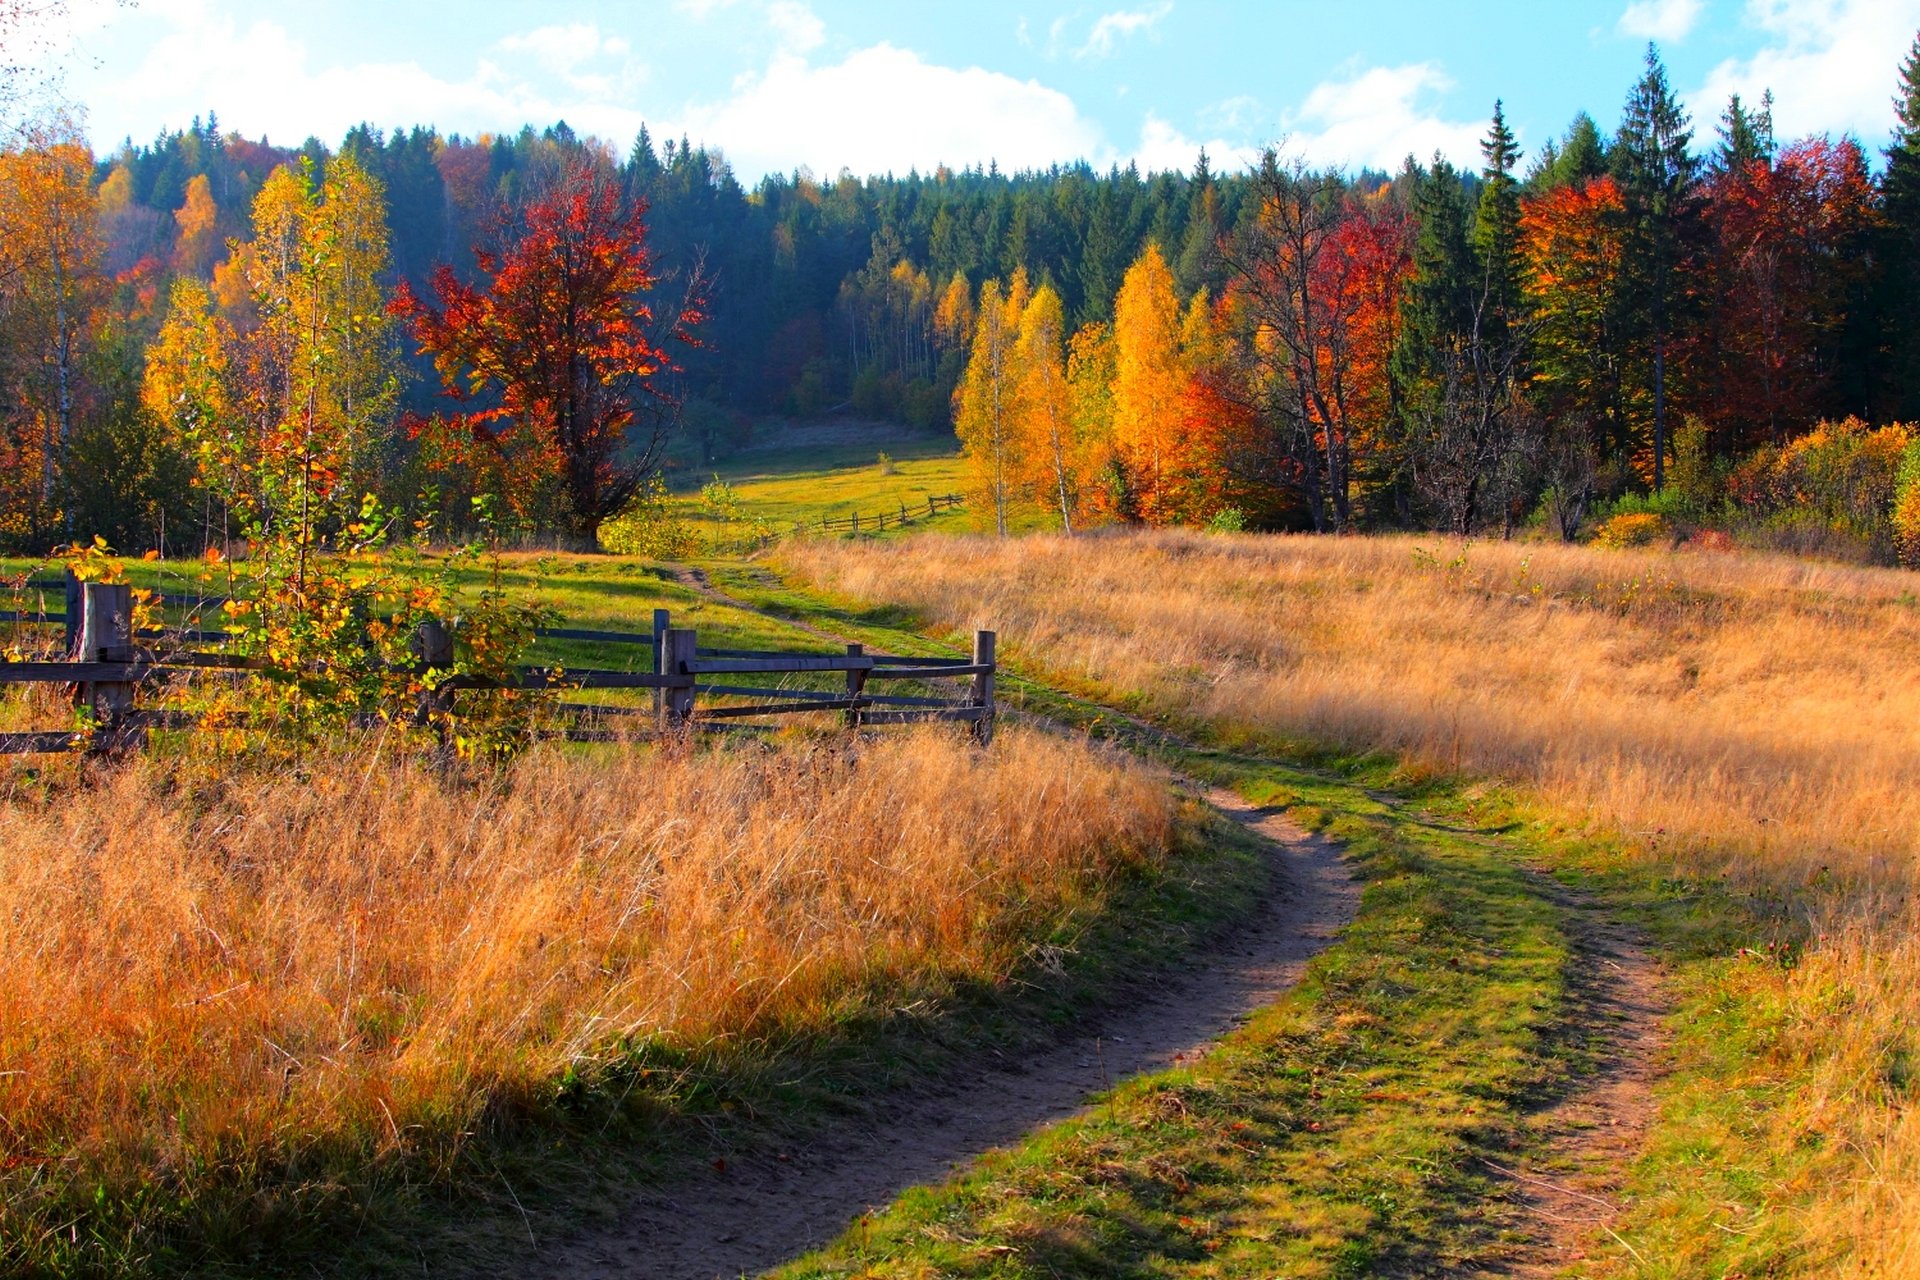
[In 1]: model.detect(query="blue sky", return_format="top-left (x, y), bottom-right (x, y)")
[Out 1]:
top-left (36, 0), bottom-right (1920, 179)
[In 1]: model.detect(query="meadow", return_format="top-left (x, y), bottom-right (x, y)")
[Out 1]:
top-left (0, 696), bottom-right (1176, 1274)
top-left (783, 528), bottom-right (1920, 1276)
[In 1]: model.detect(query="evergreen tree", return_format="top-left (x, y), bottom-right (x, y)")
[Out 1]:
top-left (1527, 112), bottom-right (1608, 193)
top-left (1881, 33), bottom-right (1920, 418)
top-left (1401, 156), bottom-right (1478, 362)
top-left (626, 125), bottom-right (663, 191)
top-left (1713, 92), bottom-right (1775, 174)
top-left (1612, 44), bottom-right (1698, 490)
top-left (1473, 101), bottom-right (1524, 330)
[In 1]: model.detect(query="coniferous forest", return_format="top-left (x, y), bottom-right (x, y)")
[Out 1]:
top-left (5, 40), bottom-right (1920, 557)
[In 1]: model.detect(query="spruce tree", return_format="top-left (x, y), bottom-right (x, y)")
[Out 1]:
top-left (1404, 156), bottom-right (1478, 357)
top-left (1528, 112), bottom-right (1608, 193)
top-left (1713, 93), bottom-right (1774, 174)
top-left (1882, 33), bottom-right (1920, 417)
top-left (1612, 44), bottom-right (1698, 491)
top-left (1473, 100), bottom-right (1524, 331)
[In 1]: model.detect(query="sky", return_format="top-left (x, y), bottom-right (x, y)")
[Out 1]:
top-left (26, 0), bottom-right (1920, 180)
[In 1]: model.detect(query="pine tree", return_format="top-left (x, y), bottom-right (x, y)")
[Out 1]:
top-left (1612, 44), bottom-right (1699, 491)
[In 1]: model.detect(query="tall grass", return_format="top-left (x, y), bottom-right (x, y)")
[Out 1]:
top-left (786, 529), bottom-right (1920, 1273)
top-left (0, 727), bottom-right (1172, 1270)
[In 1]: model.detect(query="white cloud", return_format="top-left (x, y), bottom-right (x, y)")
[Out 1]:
top-left (1693, 0), bottom-right (1920, 145)
top-left (58, 0), bottom-right (1233, 182)
top-left (81, 8), bottom-right (648, 149)
top-left (766, 0), bottom-right (826, 55)
top-left (677, 42), bottom-right (1102, 178)
top-left (1077, 2), bottom-right (1174, 59)
top-left (1126, 113), bottom-right (1258, 173)
top-left (1617, 0), bottom-right (1707, 41)
top-left (1282, 63), bottom-right (1486, 171)
top-left (497, 23), bottom-right (605, 74)
top-left (494, 22), bottom-right (644, 97)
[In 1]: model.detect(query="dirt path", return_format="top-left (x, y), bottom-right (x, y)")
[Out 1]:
top-left (641, 564), bottom-right (1668, 1277)
top-left (1480, 884), bottom-right (1668, 1276)
top-left (542, 790), bottom-right (1356, 1280)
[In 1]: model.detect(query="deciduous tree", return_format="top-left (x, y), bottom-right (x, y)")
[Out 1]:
top-left (1110, 243), bottom-right (1187, 524)
top-left (953, 272), bottom-right (1028, 535)
top-left (393, 153), bottom-right (701, 545)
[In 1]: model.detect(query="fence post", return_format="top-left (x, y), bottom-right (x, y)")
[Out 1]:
top-left (62, 569), bottom-right (81, 659)
top-left (74, 582), bottom-right (137, 746)
top-left (650, 607), bottom-right (670, 717)
top-left (927, 495), bottom-right (937, 519)
top-left (410, 618), bottom-right (455, 734)
top-left (970, 629), bottom-right (996, 746)
top-left (845, 642), bottom-right (865, 729)
top-left (661, 627), bottom-right (697, 728)
top-left (851, 511), bottom-right (860, 535)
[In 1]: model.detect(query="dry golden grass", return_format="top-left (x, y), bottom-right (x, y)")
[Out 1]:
top-left (785, 528), bottom-right (1920, 1274)
top-left (0, 727), bottom-right (1171, 1258)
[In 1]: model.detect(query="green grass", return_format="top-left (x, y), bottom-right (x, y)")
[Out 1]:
top-left (669, 442), bottom-right (975, 546)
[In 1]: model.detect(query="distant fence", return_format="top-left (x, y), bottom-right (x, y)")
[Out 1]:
top-left (0, 576), bottom-right (995, 755)
top-left (805, 492), bottom-right (964, 536)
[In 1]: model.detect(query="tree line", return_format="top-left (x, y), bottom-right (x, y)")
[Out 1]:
top-left (3, 40), bottom-right (1920, 556)
top-left (951, 45), bottom-right (1920, 556)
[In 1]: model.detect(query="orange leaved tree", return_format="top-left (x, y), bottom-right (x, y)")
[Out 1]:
top-left (392, 154), bottom-right (703, 547)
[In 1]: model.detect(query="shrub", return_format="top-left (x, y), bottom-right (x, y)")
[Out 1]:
top-left (1205, 506), bottom-right (1248, 534)
top-left (598, 476), bottom-right (701, 558)
top-left (1669, 417), bottom-right (1727, 519)
top-left (1893, 440), bottom-right (1920, 569)
top-left (1591, 511), bottom-right (1670, 548)
top-left (1736, 419), bottom-right (1910, 531)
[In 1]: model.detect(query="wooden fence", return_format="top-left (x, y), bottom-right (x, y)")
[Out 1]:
top-left (807, 492), bottom-right (963, 536)
top-left (0, 576), bottom-right (995, 755)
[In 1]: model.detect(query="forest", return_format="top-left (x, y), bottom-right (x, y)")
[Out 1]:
top-left (2, 40), bottom-right (1920, 560)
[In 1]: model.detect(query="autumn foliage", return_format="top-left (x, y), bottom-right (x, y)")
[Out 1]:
top-left (392, 155), bottom-right (701, 544)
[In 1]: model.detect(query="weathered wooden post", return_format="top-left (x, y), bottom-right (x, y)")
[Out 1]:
top-left (73, 582), bottom-right (137, 745)
top-left (845, 642), bottom-right (866, 729)
top-left (970, 629), bottom-right (996, 746)
top-left (661, 627), bottom-right (697, 728)
top-left (62, 569), bottom-right (81, 660)
top-left (851, 510), bottom-right (860, 535)
top-left (410, 618), bottom-right (455, 732)
top-left (899, 499), bottom-right (908, 525)
top-left (650, 607), bottom-right (670, 716)
top-left (927, 495), bottom-right (937, 519)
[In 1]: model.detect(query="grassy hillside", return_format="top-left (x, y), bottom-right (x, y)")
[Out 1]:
top-left (773, 528), bottom-right (1920, 1276)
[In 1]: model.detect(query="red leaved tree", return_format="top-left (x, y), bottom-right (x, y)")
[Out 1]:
top-left (392, 155), bottom-right (703, 545)
top-left (1692, 136), bottom-right (1876, 451)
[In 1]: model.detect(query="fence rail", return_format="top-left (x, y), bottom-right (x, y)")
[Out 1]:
top-left (806, 492), bottom-right (964, 536)
top-left (0, 580), bottom-right (995, 755)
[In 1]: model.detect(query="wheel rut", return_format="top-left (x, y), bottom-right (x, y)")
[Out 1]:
top-left (545, 564), bottom-right (1669, 1279)
top-left (1479, 883), bottom-right (1668, 1276)
top-left (541, 789), bottom-right (1356, 1280)
top-left (524, 567), bottom-right (1362, 1278)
